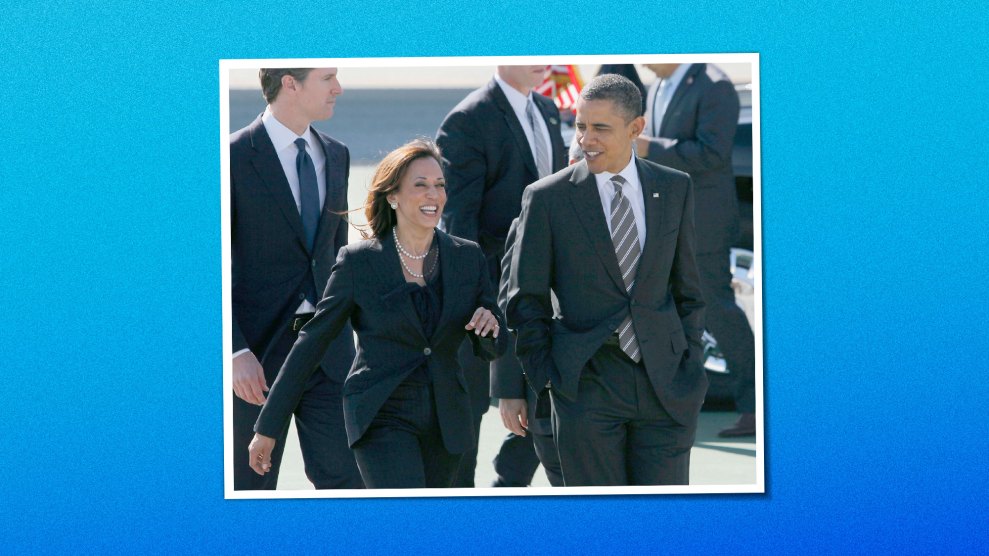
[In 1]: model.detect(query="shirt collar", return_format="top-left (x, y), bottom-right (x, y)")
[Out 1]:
top-left (593, 152), bottom-right (640, 191)
top-left (262, 106), bottom-right (314, 153)
top-left (494, 74), bottom-right (534, 114)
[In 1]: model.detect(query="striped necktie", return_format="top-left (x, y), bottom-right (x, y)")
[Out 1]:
top-left (609, 175), bottom-right (642, 363)
top-left (526, 98), bottom-right (551, 178)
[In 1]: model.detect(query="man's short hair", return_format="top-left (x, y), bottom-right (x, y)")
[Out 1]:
top-left (259, 68), bottom-right (314, 103)
top-left (579, 74), bottom-right (643, 122)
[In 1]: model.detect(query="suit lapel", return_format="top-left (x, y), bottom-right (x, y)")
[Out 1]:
top-left (489, 80), bottom-right (539, 179)
top-left (660, 63), bottom-right (703, 136)
top-left (247, 116), bottom-right (309, 251)
top-left (568, 162), bottom-right (627, 293)
top-left (378, 233), bottom-right (428, 342)
top-left (311, 130), bottom-right (344, 255)
top-left (633, 158), bottom-right (664, 289)
top-left (432, 231), bottom-right (459, 341)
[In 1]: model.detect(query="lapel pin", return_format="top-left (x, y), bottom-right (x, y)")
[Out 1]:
top-left (550, 117), bottom-right (559, 125)
top-left (653, 192), bottom-right (660, 198)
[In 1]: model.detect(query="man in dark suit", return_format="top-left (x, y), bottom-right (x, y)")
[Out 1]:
top-left (491, 218), bottom-right (563, 486)
top-left (508, 74), bottom-right (707, 486)
top-left (636, 63), bottom-right (756, 437)
top-left (229, 67), bottom-right (362, 490)
top-left (436, 65), bottom-right (566, 487)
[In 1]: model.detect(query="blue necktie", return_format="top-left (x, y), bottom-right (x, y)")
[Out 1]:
top-left (295, 138), bottom-right (320, 252)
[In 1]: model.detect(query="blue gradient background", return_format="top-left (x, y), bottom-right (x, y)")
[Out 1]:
top-left (2, 2), bottom-right (987, 552)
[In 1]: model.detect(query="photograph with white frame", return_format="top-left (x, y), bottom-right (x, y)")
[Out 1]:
top-left (220, 53), bottom-right (763, 499)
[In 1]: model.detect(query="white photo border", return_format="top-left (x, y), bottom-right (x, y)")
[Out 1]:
top-left (220, 53), bottom-right (763, 500)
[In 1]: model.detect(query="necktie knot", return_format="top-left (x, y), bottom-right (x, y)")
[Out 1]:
top-left (295, 137), bottom-right (307, 152)
top-left (611, 175), bottom-right (627, 196)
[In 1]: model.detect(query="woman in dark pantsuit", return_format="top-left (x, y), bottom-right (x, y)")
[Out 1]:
top-left (249, 138), bottom-right (507, 488)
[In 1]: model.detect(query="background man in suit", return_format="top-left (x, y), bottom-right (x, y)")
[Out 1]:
top-left (508, 74), bottom-right (707, 486)
top-left (436, 65), bottom-right (566, 487)
top-left (635, 63), bottom-right (756, 437)
top-left (229, 67), bottom-right (362, 490)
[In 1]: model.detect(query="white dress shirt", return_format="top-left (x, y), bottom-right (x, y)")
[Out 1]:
top-left (262, 107), bottom-right (327, 214)
top-left (594, 153), bottom-right (646, 249)
top-left (494, 74), bottom-right (553, 170)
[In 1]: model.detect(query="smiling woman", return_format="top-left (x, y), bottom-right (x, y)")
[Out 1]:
top-left (248, 138), bottom-right (509, 489)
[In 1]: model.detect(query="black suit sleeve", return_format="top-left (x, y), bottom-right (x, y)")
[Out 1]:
top-left (436, 110), bottom-right (485, 242)
top-left (491, 219), bottom-right (525, 399)
top-left (230, 174), bottom-right (249, 355)
top-left (336, 147), bottom-right (352, 255)
top-left (468, 244), bottom-right (508, 361)
top-left (643, 80), bottom-right (739, 175)
top-left (506, 186), bottom-right (556, 393)
top-left (254, 246), bottom-right (357, 438)
top-left (671, 178), bottom-right (706, 352)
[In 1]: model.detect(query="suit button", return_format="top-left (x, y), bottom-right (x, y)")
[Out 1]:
top-left (423, 347), bottom-right (432, 356)
top-left (311, 259), bottom-right (317, 268)
top-left (298, 293), bottom-right (306, 300)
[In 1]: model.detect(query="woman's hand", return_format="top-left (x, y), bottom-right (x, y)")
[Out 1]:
top-left (248, 433), bottom-right (277, 476)
top-left (465, 307), bottom-right (500, 338)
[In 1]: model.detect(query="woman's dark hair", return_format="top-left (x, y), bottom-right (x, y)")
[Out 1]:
top-left (363, 138), bottom-right (443, 239)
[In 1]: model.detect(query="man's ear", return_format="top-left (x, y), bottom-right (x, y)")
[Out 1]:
top-left (629, 115), bottom-right (646, 139)
top-left (281, 74), bottom-right (297, 93)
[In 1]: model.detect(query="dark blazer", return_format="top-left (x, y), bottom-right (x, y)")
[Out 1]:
top-left (229, 115), bottom-right (355, 379)
top-left (255, 230), bottom-right (507, 453)
top-left (641, 63), bottom-right (741, 254)
top-left (507, 158), bottom-right (708, 425)
top-left (436, 78), bottom-right (567, 262)
top-left (491, 218), bottom-right (551, 434)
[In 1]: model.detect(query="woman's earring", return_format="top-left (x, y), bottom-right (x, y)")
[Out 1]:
top-left (390, 202), bottom-right (398, 209)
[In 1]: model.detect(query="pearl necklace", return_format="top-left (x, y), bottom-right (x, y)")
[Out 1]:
top-left (394, 230), bottom-right (438, 279)
top-left (393, 227), bottom-right (429, 260)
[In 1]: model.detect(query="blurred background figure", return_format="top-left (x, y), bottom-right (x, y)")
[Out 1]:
top-left (636, 63), bottom-right (756, 437)
top-left (436, 65), bottom-right (566, 487)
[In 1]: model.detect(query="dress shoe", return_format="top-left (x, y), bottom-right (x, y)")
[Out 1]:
top-left (491, 476), bottom-right (528, 487)
top-left (718, 412), bottom-right (755, 438)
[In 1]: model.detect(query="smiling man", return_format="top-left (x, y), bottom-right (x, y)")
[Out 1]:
top-left (507, 74), bottom-right (707, 486)
top-left (229, 68), bottom-right (362, 490)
